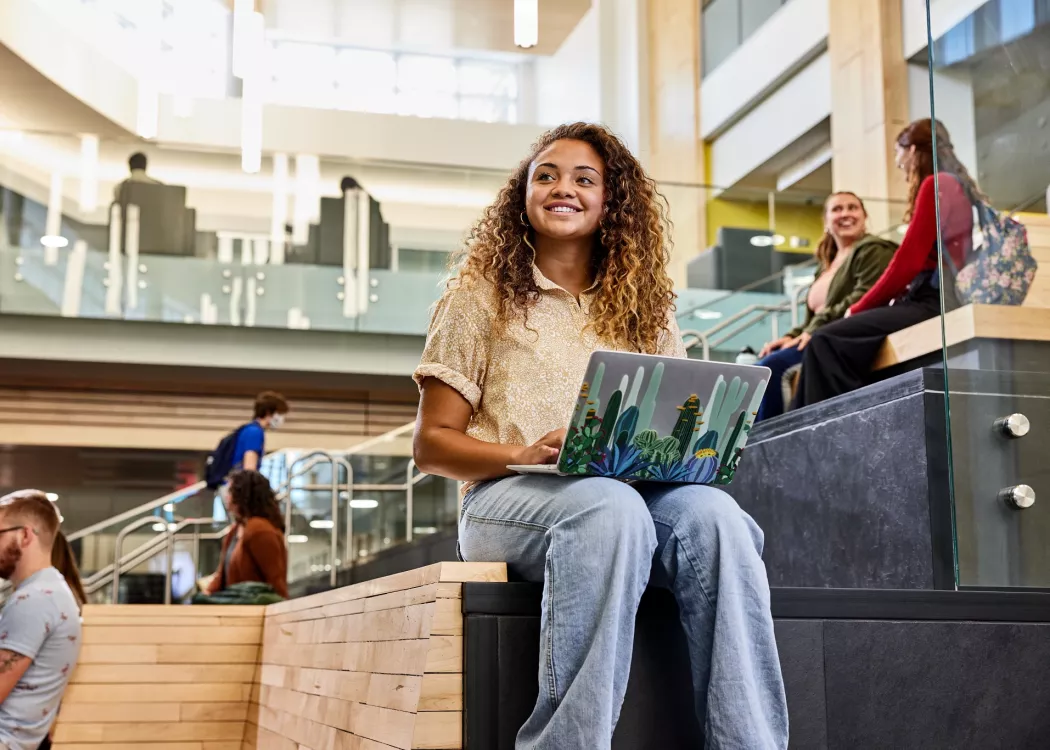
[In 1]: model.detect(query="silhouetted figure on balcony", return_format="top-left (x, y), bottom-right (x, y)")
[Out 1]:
top-left (113, 152), bottom-right (163, 202)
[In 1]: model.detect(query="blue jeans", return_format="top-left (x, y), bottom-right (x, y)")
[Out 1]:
top-left (460, 475), bottom-right (788, 750)
top-left (756, 345), bottom-right (805, 421)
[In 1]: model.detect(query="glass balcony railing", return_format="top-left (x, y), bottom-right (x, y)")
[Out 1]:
top-left (1, 130), bottom-right (919, 357)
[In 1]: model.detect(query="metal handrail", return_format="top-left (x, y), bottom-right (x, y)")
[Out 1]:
top-left (111, 517), bottom-right (226, 604)
top-left (677, 257), bottom-right (819, 319)
top-left (708, 306), bottom-right (788, 350)
top-left (107, 516), bottom-right (169, 603)
top-left (67, 443), bottom-right (310, 544)
top-left (67, 481), bottom-right (206, 543)
top-left (274, 450), bottom-right (351, 587)
top-left (791, 283), bottom-right (812, 329)
top-left (86, 522), bottom-right (230, 599)
top-left (681, 302), bottom-right (791, 359)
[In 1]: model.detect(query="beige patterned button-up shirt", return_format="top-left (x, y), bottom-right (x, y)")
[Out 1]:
top-left (413, 267), bottom-right (686, 449)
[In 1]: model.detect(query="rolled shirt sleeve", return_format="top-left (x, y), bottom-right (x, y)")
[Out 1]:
top-left (413, 283), bottom-right (493, 411)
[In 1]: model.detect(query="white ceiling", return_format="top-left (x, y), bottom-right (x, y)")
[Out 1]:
top-left (259, 0), bottom-right (592, 57)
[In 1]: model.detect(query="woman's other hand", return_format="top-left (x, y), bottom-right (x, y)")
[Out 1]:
top-left (795, 331), bottom-right (813, 350)
top-left (511, 429), bottom-right (566, 465)
top-left (759, 336), bottom-right (796, 358)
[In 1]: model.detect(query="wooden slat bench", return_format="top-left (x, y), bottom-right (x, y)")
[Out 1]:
top-left (872, 303), bottom-right (1050, 371)
top-left (53, 562), bottom-right (507, 750)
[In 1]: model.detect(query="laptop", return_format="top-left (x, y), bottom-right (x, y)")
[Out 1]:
top-left (508, 351), bottom-right (771, 485)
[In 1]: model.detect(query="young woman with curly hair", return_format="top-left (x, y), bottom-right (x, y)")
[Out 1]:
top-left (204, 470), bottom-right (287, 599)
top-left (413, 122), bottom-right (787, 749)
top-left (791, 118), bottom-right (976, 408)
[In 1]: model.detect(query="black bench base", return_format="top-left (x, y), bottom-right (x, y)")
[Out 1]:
top-left (464, 584), bottom-right (1050, 749)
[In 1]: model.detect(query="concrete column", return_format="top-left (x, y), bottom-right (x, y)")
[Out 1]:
top-left (598, 0), bottom-right (645, 155)
top-left (644, 0), bottom-right (705, 287)
top-left (828, 0), bottom-right (910, 231)
top-left (907, 64), bottom-right (978, 178)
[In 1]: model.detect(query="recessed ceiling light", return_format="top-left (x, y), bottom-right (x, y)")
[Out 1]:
top-left (514, 0), bottom-right (538, 48)
top-left (309, 519), bottom-right (334, 529)
top-left (41, 236), bottom-right (69, 248)
top-left (349, 499), bottom-right (379, 509)
top-left (288, 534), bottom-right (309, 544)
top-left (750, 235), bottom-right (774, 247)
top-left (692, 310), bottom-right (723, 321)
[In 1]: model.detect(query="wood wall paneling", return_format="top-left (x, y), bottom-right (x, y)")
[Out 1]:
top-left (55, 605), bottom-right (264, 749)
top-left (55, 563), bottom-right (506, 750)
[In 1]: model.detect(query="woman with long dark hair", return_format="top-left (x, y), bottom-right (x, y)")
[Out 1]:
top-left (792, 118), bottom-right (977, 408)
top-left (51, 531), bottom-right (86, 610)
top-left (413, 122), bottom-right (787, 748)
top-left (755, 191), bottom-right (897, 420)
top-left (203, 469), bottom-right (287, 599)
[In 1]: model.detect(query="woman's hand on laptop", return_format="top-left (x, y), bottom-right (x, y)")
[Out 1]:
top-left (511, 429), bottom-right (566, 465)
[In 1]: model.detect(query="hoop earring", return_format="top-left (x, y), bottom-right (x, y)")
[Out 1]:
top-left (520, 211), bottom-right (530, 228)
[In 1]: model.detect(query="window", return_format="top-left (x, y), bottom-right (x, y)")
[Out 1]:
top-left (261, 42), bottom-right (522, 123)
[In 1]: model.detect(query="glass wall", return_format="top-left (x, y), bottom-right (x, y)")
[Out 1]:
top-left (1, 128), bottom-right (885, 359)
top-left (927, 0), bottom-right (1050, 589)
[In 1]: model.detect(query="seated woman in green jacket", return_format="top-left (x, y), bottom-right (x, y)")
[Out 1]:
top-left (755, 191), bottom-right (897, 421)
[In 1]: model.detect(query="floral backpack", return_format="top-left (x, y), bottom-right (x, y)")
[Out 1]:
top-left (949, 201), bottom-right (1038, 305)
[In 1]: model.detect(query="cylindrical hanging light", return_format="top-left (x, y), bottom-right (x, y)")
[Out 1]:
top-left (270, 153), bottom-right (289, 258)
top-left (292, 154), bottom-right (318, 246)
top-left (42, 173), bottom-right (67, 254)
top-left (78, 134), bottom-right (99, 213)
top-left (514, 0), bottom-right (538, 48)
top-left (232, 0), bottom-right (259, 80)
top-left (237, 10), bottom-right (265, 173)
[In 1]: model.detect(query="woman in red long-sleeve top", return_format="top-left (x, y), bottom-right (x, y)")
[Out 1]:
top-left (791, 119), bottom-right (979, 409)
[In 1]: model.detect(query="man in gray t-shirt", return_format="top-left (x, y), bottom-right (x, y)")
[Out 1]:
top-left (0, 491), bottom-right (82, 750)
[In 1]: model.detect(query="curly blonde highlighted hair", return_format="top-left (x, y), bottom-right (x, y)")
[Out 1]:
top-left (445, 122), bottom-right (675, 354)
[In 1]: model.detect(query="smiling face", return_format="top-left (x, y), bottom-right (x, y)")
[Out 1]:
top-left (824, 192), bottom-right (867, 246)
top-left (524, 138), bottom-right (606, 244)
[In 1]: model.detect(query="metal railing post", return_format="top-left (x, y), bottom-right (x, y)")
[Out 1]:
top-left (405, 460), bottom-right (416, 543)
top-left (792, 283), bottom-right (812, 329)
top-left (341, 461), bottom-right (355, 568)
top-left (191, 524), bottom-right (201, 595)
top-left (329, 461), bottom-right (339, 587)
top-left (164, 523), bottom-right (176, 605)
top-left (111, 516), bottom-right (166, 604)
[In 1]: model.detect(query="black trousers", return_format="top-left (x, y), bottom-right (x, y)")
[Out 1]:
top-left (791, 282), bottom-right (942, 409)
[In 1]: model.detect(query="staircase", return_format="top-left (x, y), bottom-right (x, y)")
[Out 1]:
top-left (71, 423), bottom-right (460, 605)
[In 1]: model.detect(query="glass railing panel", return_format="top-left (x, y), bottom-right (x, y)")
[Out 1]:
top-left (250, 263), bottom-right (350, 332)
top-left (927, 0), bottom-right (1050, 589)
top-left (70, 484), bottom-right (215, 577)
top-left (357, 270), bottom-right (445, 335)
top-left (121, 253), bottom-right (241, 326)
top-left (0, 245), bottom-right (70, 316)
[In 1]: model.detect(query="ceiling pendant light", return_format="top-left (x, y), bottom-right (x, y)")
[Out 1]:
top-left (514, 0), bottom-right (538, 48)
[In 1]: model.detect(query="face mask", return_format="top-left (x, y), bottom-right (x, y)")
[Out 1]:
top-left (270, 413), bottom-right (285, 429)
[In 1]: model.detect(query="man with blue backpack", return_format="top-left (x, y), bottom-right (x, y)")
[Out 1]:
top-left (206, 391), bottom-right (290, 490)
